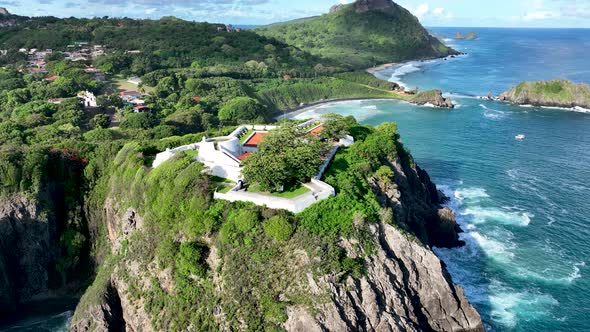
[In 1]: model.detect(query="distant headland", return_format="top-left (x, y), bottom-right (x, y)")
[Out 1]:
top-left (498, 80), bottom-right (590, 109)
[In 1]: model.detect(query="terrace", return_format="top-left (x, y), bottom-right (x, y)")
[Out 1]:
top-left (151, 123), bottom-right (353, 213)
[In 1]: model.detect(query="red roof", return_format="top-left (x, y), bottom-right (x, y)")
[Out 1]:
top-left (192, 96), bottom-right (202, 102)
top-left (309, 125), bottom-right (325, 136)
top-left (243, 132), bottom-right (268, 147)
top-left (238, 152), bottom-right (252, 161)
top-left (46, 75), bottom-right (58, 81)
top-left (120, 91), bottom-right (142, 96)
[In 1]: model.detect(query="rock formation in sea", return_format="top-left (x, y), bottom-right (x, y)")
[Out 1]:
top-left (499, 79), bottom-right (590, 109)
top-left (411, 89), bottom-right (455, 108)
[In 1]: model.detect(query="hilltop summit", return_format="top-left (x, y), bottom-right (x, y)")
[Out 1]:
top-left (0, 7), bottom-right (10, 15)
top-left (354, 0), bottom-right (398, 13)
top-left (256, 0), bottom-right (456, 68)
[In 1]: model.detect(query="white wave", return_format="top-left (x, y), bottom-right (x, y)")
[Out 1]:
top-left (362, 105), bottom-right (378, 110)
top-left (484, 110), bottom-right (506, 119)
top-left (519, 104), bottom-right (590, 113)
top-left (469, 231), bottom-right (516, 261)
top-left (455, 187), bottom-right (489, 202)
top-left (463, 207), bottom-right (532, 226)
top-left (488, 281), bottom-right (559, 328)
top-left (387, 62), bottom-right (423, 88)
top-left (562, 261), bottom-right (585, 283)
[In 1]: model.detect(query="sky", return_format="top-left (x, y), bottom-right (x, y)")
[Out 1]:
top-left (2, 0), bottom-right (590, 28)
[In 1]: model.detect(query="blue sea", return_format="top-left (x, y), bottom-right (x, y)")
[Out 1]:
top-left (291, 28), bottom-right (590, 331)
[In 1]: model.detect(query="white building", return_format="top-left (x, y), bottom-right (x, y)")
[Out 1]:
top-left (151, 123), bottom-right (354, 213)
top-left (78, 91), bottom-right (97, 108)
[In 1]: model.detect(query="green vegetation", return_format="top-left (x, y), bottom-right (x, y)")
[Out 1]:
top-left (256, 3), bottom-right (455, 69)
top-left (248, 183), bottom-right (310, 198)
top-left (242, 125), bottom-right (328, 192)
top-left (501, 80), bottom-right (590, 108)
top-left (0, 7), bottom-right (456, 329)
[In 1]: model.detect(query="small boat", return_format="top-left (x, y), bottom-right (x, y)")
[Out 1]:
top-left (515, 134), bottom-right (526, 140)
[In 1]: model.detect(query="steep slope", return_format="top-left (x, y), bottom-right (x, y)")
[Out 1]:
top-left (68, 123), bottom-right (482, 331)
top-left (256, 0), bottom-right (456, 69)
top-left (499, 79), bottom-right (590, 109)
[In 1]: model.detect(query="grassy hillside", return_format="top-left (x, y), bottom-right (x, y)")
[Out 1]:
top-left (0, 15), bottom-right (332, 73)
top-left (256, 1), bottom-right (456, 69)
top-left (499, 80), bottom-right (590, 108)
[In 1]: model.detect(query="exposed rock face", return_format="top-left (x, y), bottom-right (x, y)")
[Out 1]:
top-left (411, 89), bottom-right (455, 109)
top-left (329, 4), bottom-right (344, 13)
top-left (354, 0), bottom-right (398, 14)
top-left (0, 7), bottom-right (10, 16)
top-left (0, 195), bottom-right (51, 314)
top-left (499, 80), bottom-right (590, 109)
top-left (287, 220), bottom-right (483, 331)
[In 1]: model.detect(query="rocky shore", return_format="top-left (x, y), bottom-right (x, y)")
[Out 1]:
top-left (498, 79), bottom-right (590, 109)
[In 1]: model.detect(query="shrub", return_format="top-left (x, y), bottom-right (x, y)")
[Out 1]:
top-left (263, 215), bottom-right (294, 242)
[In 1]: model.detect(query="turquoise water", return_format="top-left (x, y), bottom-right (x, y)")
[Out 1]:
top-left (292, 28), bottom-right (590, 331)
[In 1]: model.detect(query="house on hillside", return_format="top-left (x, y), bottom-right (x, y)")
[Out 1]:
top-left (151, 121), bottom-right (354, 213)
top-left (78, 91), bottom-right (97, 108)
top-left (127, 77), bottom-right (142, 85)
top-left (119, 91), bottom-right (143, 102)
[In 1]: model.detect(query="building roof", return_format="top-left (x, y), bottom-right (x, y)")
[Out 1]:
top-left (309, 125), bottom-right (325, 136)
top-left (120, 90), bottom-right (142, 97)
top-left (238, 152), bottom-right (252, 161)
top-left (46, 75), bottom-right (59, 81)
top-left (243, 132), bottom-right (268, 147)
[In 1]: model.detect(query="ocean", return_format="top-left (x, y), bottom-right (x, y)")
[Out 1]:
top-left (291, 28), bottom-right (590, 331)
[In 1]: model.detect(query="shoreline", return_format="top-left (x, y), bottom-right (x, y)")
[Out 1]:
top-left (366, 62), bottom-right (397, 74)
top-left (274, 97), bottom-right (400, 120)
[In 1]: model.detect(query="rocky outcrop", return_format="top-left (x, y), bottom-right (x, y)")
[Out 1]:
top-left (499, 80), bottom-right (590, 109)
top-left (0, 7), bottom-right (10, 16)
top-left (454, 32), bottom-right (478, 40)
top-left (0, 195), bottom-right (51, 314)
top-left (0, 194), bottom-right (87, 318)
top-left (288, 220), bottom-right (483, 331)
top-left (354, 0), bottom-right (398, 14)
top-left (411, 89), bottom-right (455, 109)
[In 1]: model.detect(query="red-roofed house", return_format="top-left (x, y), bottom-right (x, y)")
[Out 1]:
top-left (46, 75), bottom-right (59, 82)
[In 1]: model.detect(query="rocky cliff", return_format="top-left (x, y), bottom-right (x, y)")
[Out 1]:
top-left (0, 150), bottom-right (94, 324)
top-left (68, 136), bottom-right (481, 331)
top-left (411, 90), bottom-right (455, 109)
top-left (499, 79), bottom-right (590, 109)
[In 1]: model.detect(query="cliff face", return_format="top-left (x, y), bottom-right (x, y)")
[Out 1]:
top-left (69, 145), bottom-right (481, 331)
top-left (499, 80), bottom-right (590, 109)
top-left (285, 220), bottom-right (481, 331)
top-left (411, 90), bottom-right (455, 109)
top-left (0, 151), bottom-right (94, 322)
top-left (0, 194), bottom-right (88, 319)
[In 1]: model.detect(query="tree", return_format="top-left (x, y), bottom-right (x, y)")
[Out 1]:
top-left (120, 112), bottom-right (156, 129)
top-left (218, 97), bottom-right (266, 123)
top-left (321, 113), bottom-right (356, 139)
top-left (242, 126), bottom-right (327, 192)
top-left (90, 114), bottom-right (111, 129)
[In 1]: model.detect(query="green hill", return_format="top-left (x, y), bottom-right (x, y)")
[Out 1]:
top-left (499, 80), bottom-right (590, 109)
top-left (256, 0), bottom-right (456, 69)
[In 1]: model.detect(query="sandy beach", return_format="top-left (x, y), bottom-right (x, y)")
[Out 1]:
top-left (366, 62), bottom-right (397, 74)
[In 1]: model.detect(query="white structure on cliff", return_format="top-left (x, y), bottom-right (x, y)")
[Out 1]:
top-left (78, 91), bottom-right (97, 108)
top-left (152, 121), bottom-right (354, 213)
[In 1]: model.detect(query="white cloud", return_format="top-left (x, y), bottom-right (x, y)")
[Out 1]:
top-left (432, 7), bottom-right (444, 16)
top-left (414, 3), bottom-right (429, 18)
top-left (523, 10), bottom-right (557, 20)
